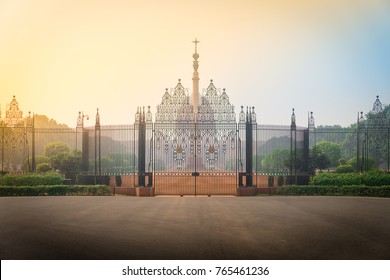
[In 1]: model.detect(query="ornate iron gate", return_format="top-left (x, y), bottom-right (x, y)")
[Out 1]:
top-left (147, 80), bottom-right (241, 195)
top-left (153, 122), bottom-right (238, 195)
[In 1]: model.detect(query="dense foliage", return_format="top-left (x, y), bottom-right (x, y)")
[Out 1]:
top-left (0, 185), bottom-right (110, 196)
top-left (0, 173), bottom-right (63, 186)
top-left (44, 142), bottom-right (71, 158)
top-left (310, 171), bottom-right (390, 186)
top-left (32, 141), bottom-right (83, 183)
top-left (311, 142), bottom-right (341, 168)
top-left (335, 165), bottom-right (354, 174)
top-left (275, 185), bottom-right (390, 197)
top-left (347, 157), bottom-right (377, 172)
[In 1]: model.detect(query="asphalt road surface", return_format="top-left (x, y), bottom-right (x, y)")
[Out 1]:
top-left (1, 196), bottom-right (389, 259)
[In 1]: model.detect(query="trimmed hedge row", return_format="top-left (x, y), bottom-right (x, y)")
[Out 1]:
top-left (275, 185), bottom-right (390, 197)
top-left (0, 173), bottom-right (64, 186)
top-left (0, 185), bottom-right (110, 196)
top-left (310, 172), bottom-right (390, 186)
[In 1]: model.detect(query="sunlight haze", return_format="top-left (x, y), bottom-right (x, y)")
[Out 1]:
top-left (0, 0), bottom-right (389, 127)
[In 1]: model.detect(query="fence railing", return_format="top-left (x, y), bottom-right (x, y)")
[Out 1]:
top-left (1, 121), bottom-right (388, 181)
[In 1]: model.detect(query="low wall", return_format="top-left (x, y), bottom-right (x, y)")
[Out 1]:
top-left (110, 186), bottom-right (154, 197)
top-left (237, 187), bottom-right (257, 196)
top-left (237, 187), bottom-right (282, 196)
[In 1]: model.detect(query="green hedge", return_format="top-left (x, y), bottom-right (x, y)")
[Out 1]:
top-left (310, 172), bottom-right (390, 186)
top-left (361, 172), bottom-right (390, 186)
top-left (335, 165), bottom-right (354, 174)
top-left (0, 173), bottom-right (64, 186)
top-left (275, 185), bottom-right (390, 197)
top-left (0, 185), bottom-right (110, 196)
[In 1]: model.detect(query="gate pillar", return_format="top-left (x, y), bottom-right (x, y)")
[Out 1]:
top-left (81, 128), bottom-right (89, 172)
top-left (290, 108), bottom-right (297, 184)
top-left (94, 108), bottom-right (101, 178)
top-left (245, 107), bottom-right (253, 186)
top-left (138, 107), bottom-right (146, 187)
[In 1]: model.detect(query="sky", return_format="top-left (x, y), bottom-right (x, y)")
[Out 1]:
top-left (0, 0), bottom-right (389, 128)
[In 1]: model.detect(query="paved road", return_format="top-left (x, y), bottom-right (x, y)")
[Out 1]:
top-left (1, 196), bottom-right (389, 259)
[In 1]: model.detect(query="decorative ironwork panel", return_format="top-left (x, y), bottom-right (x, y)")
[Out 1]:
top-left (1, 127), bottom-right (29, 173)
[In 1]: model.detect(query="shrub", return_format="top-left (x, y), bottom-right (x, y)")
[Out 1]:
top-left (0, 173), bottom-right (63, 186)
top-left (24, 156), bottom-right (50, 171)
top-left (347, 157), bottom-right (377, 172)
top-left (36, 163), bottom-right (52, 173)
top-left (0, 185), bottom-right (110, 196)
top-left (310, 173), bottom-right (361, 186)
top-left (362, 170), bottom-right (390, 186)
top-left (275, 185), bottom-right (390, 197)
top-left (335, 165), bottom-right (354, 174)
top-left (310, 171), bottom-right (390, 187)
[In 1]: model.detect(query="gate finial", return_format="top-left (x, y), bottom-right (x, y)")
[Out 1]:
top-left (192, 38), bottom-right (200, 116)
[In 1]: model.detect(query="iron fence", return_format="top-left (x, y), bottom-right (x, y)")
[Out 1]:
top-left (1, 109), bottom-right (389, 190)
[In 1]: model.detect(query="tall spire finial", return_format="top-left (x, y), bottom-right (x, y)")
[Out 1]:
top-left (192, 38), bottom-right (200, 117)
top-left (193, 38), bottom-right (200, 54)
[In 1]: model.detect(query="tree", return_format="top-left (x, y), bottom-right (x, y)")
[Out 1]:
top-left (262, 149), bottom-right (290, 172)
top-left (33, 114), bottom-right (69, 129)
top-left (44, 142), bottom-right (70, 158)
top-left (252, 154), bottom-right (265, 172)
top-left (311, 142), bottom-right (342, 168)
top-left (42, 142), bottom-right (82, 183)
top-left (99, 153), bottom-right (137, 172)
top-left (364, 103), bottom-right (390, 169)
top-left (341, 103), bottom-right (390, 170)
top-left (310, 153), bottom-right (330, 172)
top-left (50, 149), bottom-right (82, 182)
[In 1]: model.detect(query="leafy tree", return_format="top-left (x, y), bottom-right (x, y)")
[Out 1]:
top-left (252, 154), bottom-right (265, 172)
top-left (364, 104), bottom-right (390, 169)
top-left (341, 103), bottom-right (390, 170)
top-left (33, 114), bottom-right (69, 129)
top-left (41, 142), bottom-right (82, 182)
top-left (310, 152), bottom-right (330, 172)
top-left (50, 149), bottom-right (82, 182)
top-left (99, 153), bottom-right (137, 172)
top-left (44, 142), bottom-right (70, 158)
top-left (311, 141), bottom-right (341, 168)
top-left (262, 149), bottom-right (290, 172)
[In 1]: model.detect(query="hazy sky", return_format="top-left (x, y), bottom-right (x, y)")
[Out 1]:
top-left (0, 0), bottom-right (389, 127)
